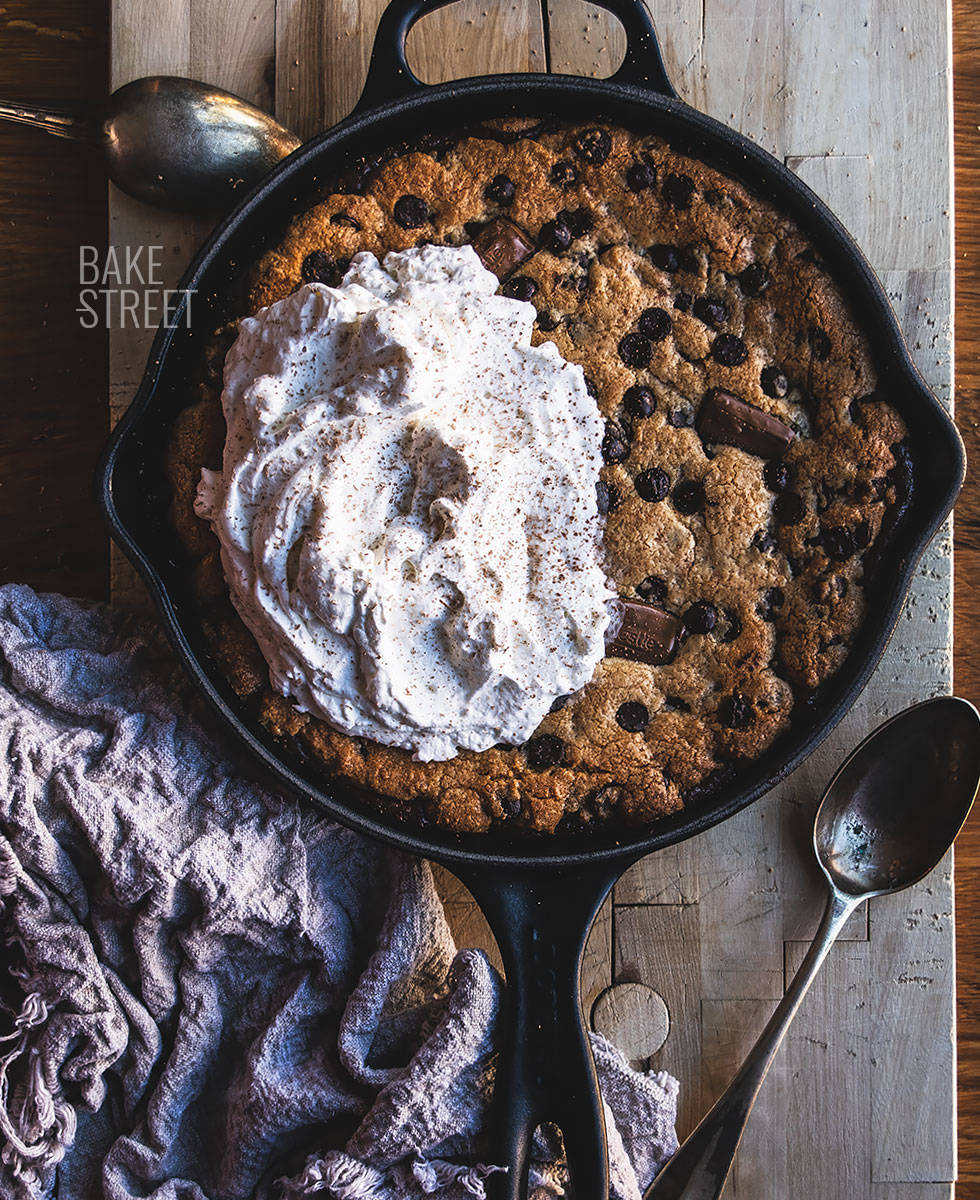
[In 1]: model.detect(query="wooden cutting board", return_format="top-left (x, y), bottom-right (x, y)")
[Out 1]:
top-left (109, 2), bottom-right (956, 1194)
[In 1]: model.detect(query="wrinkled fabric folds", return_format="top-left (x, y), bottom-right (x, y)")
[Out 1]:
top-left (0, 585), bottom-right (678, 1199)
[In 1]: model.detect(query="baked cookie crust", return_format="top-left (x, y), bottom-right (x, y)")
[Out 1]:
top-left (167, 119), bottom-right (909, 835)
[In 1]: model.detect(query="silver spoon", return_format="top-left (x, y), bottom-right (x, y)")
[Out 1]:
top-left (0, 76), bottom-right (301, 214)
top-left (646, 695), bottom-right (980, 1200)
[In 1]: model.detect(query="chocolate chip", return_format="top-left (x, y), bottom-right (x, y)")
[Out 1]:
top-left (500, 794), bottom-right (522, 818)
top-left (618, 332), bottom-right (652, 368)
top-left (606, 600), bottom-right (683, 666)
top-left (672, 479), bottom-right (705, 515)
top-left (757, 587), bottom-right (784, 619)
top-left (301, 250), bottom-right (347, 286)
top-left (774, 491), bottom-right (805, 525)
top-left (616, 701), bottom-right (650, 732)
top-left (635, 467), bottom-right (670, 502)
top-left (472, 217), bottom-right (536, 277)
top-left (752, 530), bottom-right (779, 555)
top-left (719, 693), bottom-right (753, 729)
top-left (649, 244), bottom-right (680, 272)
top-left (667, 406), bottom-right (694, 428)
top-left (330, 212), bottom-right (361, 230)
top-left (559, 207), bottom-right (594, 238)
top-left (624, 385), bottom-right (656, 418)
top-left (484, 173), bottom-right (516, 205)
top-left (573, 127), bottom-right (612, 165)
top-left (760, 365), bottom-right (789, 399)
top-left (502, 274), bottom-right (538, 301)
top-left (693, 296), bottom-right (728, 328)
top-left (663, 172), bottom-right (696, 209)
top-left (720, 608), bottom-right (742, 643)
top-left (696, 388), bottom-right (795, 458)
top-left (393, 194), bottom-right (430, 229)
top-left (561, 274), bottom-right (588, 292)
top-left (626, 160), bottom-right (657, 191)
top-left (711, 333), bottom-right (748, 366)
top-left (738, 263), bottom-right (769, 296)
top-left (550, 159), bottom-right (579, 187)
top-left (673, 291), bottom-right (692, 313)
top-left (683, 600), bottom-right (718, 634)
top-left (602, 422), bottom-right (630, 464)
top-left (638, 307), bottom-right (672, 342)
top-left (596, 480), bottom-right (620, 514)
top-left (679, 247), bottom-right (701, 273)
top-left (536, 312), bottom-right (558, 331)
top-left (822, 525), bottom-right (861, 560)
top-left (525, 734), bottom-right (565, 769)
top-left (763, 460), bottom-right (791, 492)
top-left (664, 695), bottom-right (690, 712)
top-left (539, 217), bottom-right (573, 253)
top-left (550, 693), bottom-right (573, 713)
top-left (809, 326), bottom-right (831, 361)
top-left (636, 576), bottom-right (667, 605)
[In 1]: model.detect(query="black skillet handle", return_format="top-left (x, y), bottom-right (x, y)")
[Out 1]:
top-left (456, 859), bottom-right (623, 1199)
top-left (353, 0), bottom-right (678, 114)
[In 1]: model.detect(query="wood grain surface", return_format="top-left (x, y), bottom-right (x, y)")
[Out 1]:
top-left (0, 0), bottom-right (978, 1194)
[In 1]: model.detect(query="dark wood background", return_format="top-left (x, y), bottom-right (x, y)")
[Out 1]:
top-left (0, 0), bottom-right (977, 1192)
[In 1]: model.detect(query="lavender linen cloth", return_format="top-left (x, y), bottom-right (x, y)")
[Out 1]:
top-left (0, 584), bottom-right (679, 1200)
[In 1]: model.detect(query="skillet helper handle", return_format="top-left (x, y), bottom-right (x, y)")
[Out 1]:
top-left (354, 0), bottom-right (678, 114)
top-left (459, 862), bottom-right (620, 1200)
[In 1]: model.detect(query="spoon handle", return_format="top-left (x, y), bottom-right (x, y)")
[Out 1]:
top-left (0, 101), bottom-right (92, 140)
top-left (645, 887), bottom-right (862, 1200)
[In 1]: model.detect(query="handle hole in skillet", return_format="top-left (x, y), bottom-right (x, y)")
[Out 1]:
top-left (405, 0), bottom-right (547, 84)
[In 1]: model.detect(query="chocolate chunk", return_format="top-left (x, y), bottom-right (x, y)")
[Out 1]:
top-left (673, 291), bottom-right (692, 313)
top-left (615, 701), bottom-right (650, 732)
top-left (484, 173), bottom-right (516, 205)
top-left (330, 212), bottom-right (361, 230)
top-left (649, 244), bottom-right (680, 272)
top-left (636, 575), bottom-right (667, 605)
top-left (618, 332), bottom-right (652, 368)
top-left (536, 312), bottom-right (558, 331)
top-left (760, 365), bottom-right (789, 399)
top-left (550, 159), bottom-right (579, 187)
top-left (638, 307), bottom-right (672, 342)
top-left (667, 406), bottom-right (694, 428)
top-left (301, 250), bottom-right (348, 286)
top-left (711, 333), bottom-right (748, 366)
top-left (623, 385), bottom-right (656, 418)
top-left (393, 194), bottom-right (430, 229)
top-left (719, 692), bottom-right (753, 729)
top-left (525, 734), bottom-right (565, 769)
top-left (501, 274), bottom-right (538, 301)
top-left (774, 491), bottom-right (805, 525)
top-left (626, 160), bottom-right (657, 191)
top-left (683, 600), bottom-right (717, 634)
top-left (606, 600), bottom-right (683, 666)
top-left (558, 206), bottom-right (594, 238)
top-left (663, 172), bottom-right (695, 209)
top-left (539, 217), bottom-right (573, 253)
top-left (763, 460), bottom-right (791, 493)
top-left (737, 263), bottom-right (769, 296)
top-left (573, 127), bottom-right (611, 165)
top-left (635, 467), bottom-right (670, 503)
top-left (471, 218), bottom-right (535, 278)
top-left (692, 296), bottom-right (728, 328)
top-left (720, 608), bottom-right (742, 643)
top-left (602, 422), bottom-right (630, 464)
top-left (696, 388), bottom-right (795, 458)
top-left (672, 479), bottom-right (705, 515)
top-left (596, 480), bottom-right (620, 514)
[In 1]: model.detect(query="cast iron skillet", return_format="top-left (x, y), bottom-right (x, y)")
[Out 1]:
top-left (98, 1), bottom-right (965, 1195)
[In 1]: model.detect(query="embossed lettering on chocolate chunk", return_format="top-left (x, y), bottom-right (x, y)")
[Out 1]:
top-left (470, 217), bottom-right (535, 278)
top-left (606, 599), bottom-right (683, 666)
top-left (697, 387), bottom-right (795, 457)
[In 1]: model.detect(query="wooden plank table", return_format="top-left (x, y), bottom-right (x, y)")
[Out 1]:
top-left (2, 0), bottom-right (977, 1194)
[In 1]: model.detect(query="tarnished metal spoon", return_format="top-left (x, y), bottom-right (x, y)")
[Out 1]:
top-left (646, 695), bottom-right (980, 1200)
top-left (0, 76), bottom-right (301, 213)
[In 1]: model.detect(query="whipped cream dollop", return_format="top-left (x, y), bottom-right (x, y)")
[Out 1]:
top-left (196, 244), bottom-right (613, 760)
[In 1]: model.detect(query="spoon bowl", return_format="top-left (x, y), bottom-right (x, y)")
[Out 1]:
top-left (815, 695), bottom-right (980, 897)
